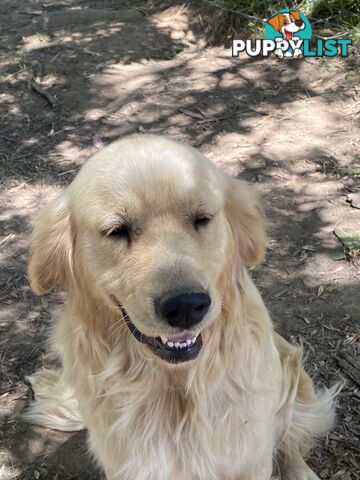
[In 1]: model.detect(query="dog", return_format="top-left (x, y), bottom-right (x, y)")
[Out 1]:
top-left (25, 135), bottom-right (337, 480)
top-left (267, 11), bottom-right (305, 58)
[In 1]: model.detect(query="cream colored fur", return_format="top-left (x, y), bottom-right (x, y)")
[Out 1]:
top-left (25, 135), bottom-right (338, 480)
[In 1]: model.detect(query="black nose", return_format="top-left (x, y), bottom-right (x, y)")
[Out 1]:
top-left (295, 20), bottom-right (303, 27)
top-left (157, 292), bottom-right (211, 329)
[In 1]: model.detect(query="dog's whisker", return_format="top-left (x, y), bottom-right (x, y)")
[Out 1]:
top-left (109, 324), bottom-right (129, 339)
top-left (107, 315), bottom-right (129, 334)
top-left (108, 319), bottom-right (127, 333)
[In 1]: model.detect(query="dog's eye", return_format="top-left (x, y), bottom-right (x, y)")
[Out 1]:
top-left (194, 215), bottom-right (212, 230)
top-left (106, 224), bottom-right (131, 240)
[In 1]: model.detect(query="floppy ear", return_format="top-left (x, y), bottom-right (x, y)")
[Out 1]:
top-left (290, 10), bottom-right (301, 21)
top-left (267, 14), bottom-right (282, 32)
top-left (225, 177), bottom-right (267, 266)
top-left (28, 193), bottom-right (73, 294)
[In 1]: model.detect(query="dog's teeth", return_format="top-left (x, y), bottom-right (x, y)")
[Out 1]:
top-left (166, 336), bottom-right (198, 349)
top-left (160, 336), bottom-right (168, 344)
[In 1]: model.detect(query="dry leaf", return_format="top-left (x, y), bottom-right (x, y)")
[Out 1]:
top-left (317, 285), bottom-right (324, 296)
top-left (178, 107), bottom-right (205, 120)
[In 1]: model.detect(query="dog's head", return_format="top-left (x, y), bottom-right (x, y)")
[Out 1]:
top-left (267, 11), bottom-right (305, 40)
top-left (29, 135), bottom-right (266, 365)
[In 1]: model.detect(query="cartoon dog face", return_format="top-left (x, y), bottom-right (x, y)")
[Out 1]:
top-left (267, 11), bottom-right (305, 41)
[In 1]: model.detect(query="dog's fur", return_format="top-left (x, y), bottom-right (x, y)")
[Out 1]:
top-left (26, 135), bottom-right (337, 480)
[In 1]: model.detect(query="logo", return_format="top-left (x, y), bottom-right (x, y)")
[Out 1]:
top-left (232, 9), bottom-right (352, 59)
top-left (264, 9), bottom-right (311, 58)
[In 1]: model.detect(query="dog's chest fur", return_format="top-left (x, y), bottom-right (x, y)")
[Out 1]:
top-left (64, 341), bottom-right (280, 480)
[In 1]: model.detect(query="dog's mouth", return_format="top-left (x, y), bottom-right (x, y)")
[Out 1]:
top-left (284, 29), bottom-right (293, 41)
top-left (113, 299), bottom-right (203, 364)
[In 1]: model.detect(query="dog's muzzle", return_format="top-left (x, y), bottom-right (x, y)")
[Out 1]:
top-left (112, 297), bottom-right (203, 364)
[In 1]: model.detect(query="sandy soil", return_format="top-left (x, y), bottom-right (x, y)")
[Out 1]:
top-left (0, 1), bottom-right (359, 479)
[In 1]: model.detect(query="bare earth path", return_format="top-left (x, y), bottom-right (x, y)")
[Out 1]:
top-left (0, 2), bottom-right (359, 479)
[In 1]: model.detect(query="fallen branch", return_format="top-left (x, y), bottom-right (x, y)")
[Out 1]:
top-left (314, 32), bottom-right (350, 40)
top-left (30, 78), bottom-right (57, 108)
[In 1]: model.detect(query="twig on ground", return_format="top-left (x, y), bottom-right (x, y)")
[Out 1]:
top-left (57, 169), bottom-right (76, 176)
top-left (310, 15), bottom-right (338, 25)
top-left (83, 48), bottom-right (102, 57)
top-left (0, 234), bottom-right (15, 248)
top-left (30, 78), bottom-right (57, 108)
top-left (49, 51), bottom-right (63, 63)
top-left (314, 32), bottom-right (350, 40)
top-left (20, 10), bottom-right (43, 16)
top-left (178, 108), bottom-right (205, 120)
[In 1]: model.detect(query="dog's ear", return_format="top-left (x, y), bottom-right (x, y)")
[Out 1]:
top-left (290, 10), bottom-right (301, 21)
top-left (224, 177), bottom-right (267, 266)
top-left (28, 193), bottom-right (74, 294)
top-left (267, 14), bottom-right (282, 32)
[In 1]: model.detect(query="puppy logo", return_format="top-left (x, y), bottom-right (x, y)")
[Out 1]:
top-left (232, 9), bottom-right (351, 59)
top-left (264, 9), bottom-right (312, 58)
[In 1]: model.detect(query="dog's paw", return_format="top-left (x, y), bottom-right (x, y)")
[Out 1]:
top-left (293, 48), bottom-right (303, 58)
top-left (279, 459), bottom-right (321, 480)
top-left (274, 49), bottom-right (284, 58)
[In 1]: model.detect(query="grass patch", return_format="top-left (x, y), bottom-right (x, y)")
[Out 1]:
top-left (205, 0), bottom-right (360, 43)
top-left (301, 0), bottom-right (360, 42)
top-left (16, 49), bottom-right (34, 85)
top-left (206, 0), bottom-right (285, 41)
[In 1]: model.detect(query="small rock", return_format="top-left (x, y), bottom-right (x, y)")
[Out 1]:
top-left (346, 192), bottom-right (360, 209)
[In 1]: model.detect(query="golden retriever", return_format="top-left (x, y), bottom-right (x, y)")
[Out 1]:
top-left (26, 135), bottom-right (337, 480)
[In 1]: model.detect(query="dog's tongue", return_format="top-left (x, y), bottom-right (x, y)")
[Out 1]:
top-left (168, 332), bottom-right (196, 343)
top-left (285, 30), bottom-right (292, 41)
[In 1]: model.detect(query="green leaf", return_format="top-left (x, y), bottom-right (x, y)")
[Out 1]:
top-left (329, 251), bottom-right (346, 261)
top-left (338, 167), bottom-right (360, 176)
top-left (334, 227), bottom-right (360, 253)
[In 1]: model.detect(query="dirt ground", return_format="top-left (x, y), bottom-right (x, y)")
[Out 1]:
top-left (0, 1), bottom-right (359, 479)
